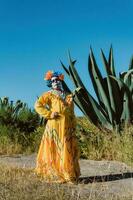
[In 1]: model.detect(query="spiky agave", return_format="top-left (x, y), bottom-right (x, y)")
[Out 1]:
top-left (61, 46), bottom-right (133, 131)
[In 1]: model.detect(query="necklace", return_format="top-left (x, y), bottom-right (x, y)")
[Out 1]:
top-left (51, 89), bottom-right (66, 100)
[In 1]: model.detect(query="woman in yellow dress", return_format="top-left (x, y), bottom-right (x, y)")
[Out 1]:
top-left (34, 70), bottom-right (80, 184)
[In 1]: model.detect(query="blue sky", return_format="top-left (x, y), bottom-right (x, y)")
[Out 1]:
top-left (0, 0), bottom-right (133, 115)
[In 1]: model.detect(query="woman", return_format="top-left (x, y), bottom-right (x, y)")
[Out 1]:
top-left (34, 70), bottom-right (80, 184)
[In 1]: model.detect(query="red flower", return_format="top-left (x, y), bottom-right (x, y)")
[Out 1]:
top-left (44, 71), bottom-right (53, 80)
top-left (59, 74), bottom-right (64, 80)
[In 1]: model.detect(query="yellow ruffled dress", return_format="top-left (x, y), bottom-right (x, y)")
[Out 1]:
top-left (34, 90), bottom-right (80, 182)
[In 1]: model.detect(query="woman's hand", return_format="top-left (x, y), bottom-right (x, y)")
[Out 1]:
top-left (51, 112), bottom-right (59, 119)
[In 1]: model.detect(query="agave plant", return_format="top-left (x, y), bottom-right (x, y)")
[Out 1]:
top-left (61, 46), bottom-right (133, 131)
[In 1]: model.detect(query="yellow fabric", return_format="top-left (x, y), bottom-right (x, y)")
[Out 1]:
top-left (34, 91), bottom-right (81, 181)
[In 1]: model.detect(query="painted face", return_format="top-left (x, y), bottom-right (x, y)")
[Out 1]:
top-left (51, 76), bottom-right (63, 90)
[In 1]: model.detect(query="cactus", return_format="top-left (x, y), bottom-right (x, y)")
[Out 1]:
top-left (61, 47), bottom-right (133, 131)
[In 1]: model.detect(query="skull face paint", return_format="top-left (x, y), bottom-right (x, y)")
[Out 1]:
top-left (51, 77), bottom-right (63, 90)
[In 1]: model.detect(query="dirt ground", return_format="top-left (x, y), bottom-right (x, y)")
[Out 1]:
top-left (0, 154), bottom-right (133, 199)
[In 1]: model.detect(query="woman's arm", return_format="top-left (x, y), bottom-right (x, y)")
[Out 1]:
top-left (34, 92), bottom-right (52, 119)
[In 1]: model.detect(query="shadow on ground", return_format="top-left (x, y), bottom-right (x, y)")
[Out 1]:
top-left (78, 172), bottom-right (133, 184)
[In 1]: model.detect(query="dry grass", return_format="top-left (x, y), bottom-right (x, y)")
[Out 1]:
top-left (76, 117), bottom-right (133, 166)
top-left (0, 140), bottom-right (22, 155)
top-left (0, 165), bottom-right (84, 200)
top-left (0, 165), bottom-right (132, 200)
top-left (0, 117), bottom-right (133, 199)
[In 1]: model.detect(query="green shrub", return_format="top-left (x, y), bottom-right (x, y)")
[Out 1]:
top-left (0, 124), bottom-right (22, 154)
top-left (0, 124), bottom-right (42, 154)
top-left (76, 117), bottom-right (133, 165)
top-left (0, 97), bottom-right (41, 133)
top-left (0, 113), bottom-right (133, 166)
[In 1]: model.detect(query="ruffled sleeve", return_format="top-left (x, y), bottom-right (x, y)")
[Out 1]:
top-left (66, 94), bottom-right (74, 111)
top-left (66, 94), bottom-right (76, 125)
top-left (34, 92), bottom-right (52, 119)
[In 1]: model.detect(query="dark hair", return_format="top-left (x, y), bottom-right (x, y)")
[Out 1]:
top-left (46, 79), bottom-right (52, 87)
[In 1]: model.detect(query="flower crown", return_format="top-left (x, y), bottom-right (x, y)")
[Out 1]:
top-left (44, 70), bottom-right (64, 81)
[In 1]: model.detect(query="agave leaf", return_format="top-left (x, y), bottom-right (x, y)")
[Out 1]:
top-left (121, 90), bottom-right (133, 123)
top-left (72, 89), bottom-right (90, 116)
top-left (89, 51), bottom-right (110, 107)
top-left (73, 95), bottom-right (85, 115)
top-left (62, 81), bottom-right (71, 94)
top-left (101, 49), bottom-right (112, 75)
top-left (62, 80), bottom-right (71, 94)
top-left (88, 55), bottom-right (107, 110)
top-left (129, 55), bottom-right (133, 70)
top-left (73, 87), bottom-right (112, 130)
top-left (68, 52), bottom-right (87, 90)
top-left (119, 72), bottom-right (127, 80)
top-left (123, 69), bottom-right (133, 88)
top-left (101, 49), bottom-right (123, 123)
top-left (68, 66), bottom-right (79, 87)
top-left (61, 56), bottom-right (81, 88)
top-left (73, 88), bottom-right (98, 122)
top-left (106, 76), bottom-right (123, 124)
top-left (109, 76), bottom-right (133, 123)
top-left (108, 45), bottom-right (116, 76)
top-left (89, 48), bottom-right (113, 124)
top-left (130, 74), bottom-right (133, 92)
top-left (109, 76), bottom-right (124, 90)
top-left (60, 60), bottom-right (70, 76)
